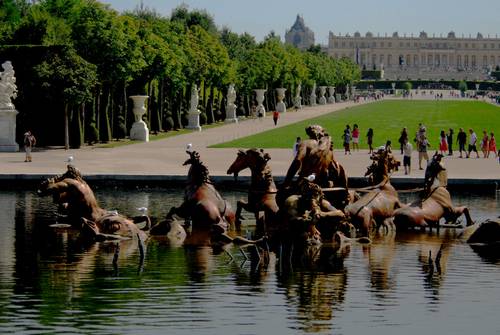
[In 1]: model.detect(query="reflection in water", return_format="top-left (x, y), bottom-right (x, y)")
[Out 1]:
top-left (0, 189), bottom-right (498, 334)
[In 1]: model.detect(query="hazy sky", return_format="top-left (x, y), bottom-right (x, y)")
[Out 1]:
top-left (102, 0), bottom-right (500, 44)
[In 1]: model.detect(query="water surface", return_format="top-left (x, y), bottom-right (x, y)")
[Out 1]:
top-left (0, 189), bottom-right (498, 334)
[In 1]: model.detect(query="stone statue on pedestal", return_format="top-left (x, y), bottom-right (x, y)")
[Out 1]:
top-left (225, 84), bottom-right (238, 123)
top-left (294, 83), bottom-right (302, 109)
top-left (0, 61), bottom-right (17, 109)
top-left (186, 84), bottom-right (202, 131)
top-left (0, 61), bottom-right (19, 152)
top-left (310, 83), bottom-right (317, 106)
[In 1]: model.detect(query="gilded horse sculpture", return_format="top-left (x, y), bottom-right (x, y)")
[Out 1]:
top-left (345, 148), bottom-right (402, 237)
top-left (38, 165), bottom-right (149, 241)
top-left (166, 151), bottom-right (235, 233)
top-left (393, 153), bottom-right (474, 229)
top-left (227, 148), bottom-right (279, 233)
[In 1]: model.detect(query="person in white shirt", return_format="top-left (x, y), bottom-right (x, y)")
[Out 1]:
top-left (402, 139), bottom-right (413, 175)
top-left (467, 128), bottom-right (479, 158)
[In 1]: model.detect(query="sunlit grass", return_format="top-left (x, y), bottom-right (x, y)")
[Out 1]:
top-left (211, 100), bottom-right (500, 149)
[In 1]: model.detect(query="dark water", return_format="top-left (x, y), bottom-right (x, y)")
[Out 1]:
top-left (0, 188), bottom-right (498, 335)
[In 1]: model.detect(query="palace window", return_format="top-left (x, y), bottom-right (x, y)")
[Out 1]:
top-left (491, 55), bottom-right (495, 65)
top-left (372, 42), bottom-right (377, 47)
top-left (399, 42), bottom-right (403, 47)
top-left (388, 42), bottom-right (392, 47)
top-left (483, 55), bottom-right (488, 65)
top-left (334, 42), bottom-right (339, 48)
top-left (406, 42), bottom-right (410, 47)
top-left (342, 41), bottom-right (346, 47)
top-left (388, 54), bottom-right (392, 65)
top-left (349, 42), bottom-right (354, 47)
top-left (381, 42), bottom-right (385, 47)
top-left (414, 42), bottom-right (419, 48)
top-left (465, 43), bottom-right (468, 48)
top-left (484, 43), bottom-right (488, 49)
top-left (491, 43), bottom-right (495, 49)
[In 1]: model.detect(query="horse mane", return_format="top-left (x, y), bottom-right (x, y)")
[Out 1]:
top-left (186, 151), bottom-right (211, 187)
top-left (366, 149), bottom-right (398, 185)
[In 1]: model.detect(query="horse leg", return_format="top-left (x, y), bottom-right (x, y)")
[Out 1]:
top-left (236, 200), bottom-right (251, 226)
top-left (451, 206), bottom-right (474, 226)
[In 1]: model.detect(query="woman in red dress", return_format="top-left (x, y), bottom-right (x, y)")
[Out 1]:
top-left (439, 130), bottom-right (448, 155)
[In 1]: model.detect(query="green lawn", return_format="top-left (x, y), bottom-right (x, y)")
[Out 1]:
top-left (211, 100), bottom-right (500, 149)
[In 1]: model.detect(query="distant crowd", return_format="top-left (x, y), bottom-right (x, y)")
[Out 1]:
top-left (331, 123), bottom-right (498, 175)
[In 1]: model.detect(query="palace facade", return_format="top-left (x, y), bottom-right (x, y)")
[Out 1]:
top-left (285, 16), bottom-right (500, 80)
top-left (328, 31), bottom-right (500, 80)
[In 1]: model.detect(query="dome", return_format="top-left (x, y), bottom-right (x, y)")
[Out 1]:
top-left (354, 31), bottom-right (361, 38)
top-left (366, 31), bottom-right (373, 38)
top-left (419, 31), bottom-right (428, 38)
top-left (448, 31), bottom-right (456, 38)
top-left (392, 31), bottom-right (399, 38)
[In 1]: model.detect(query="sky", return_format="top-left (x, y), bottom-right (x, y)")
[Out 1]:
top-left (102, 0), bottom-right (500, 44)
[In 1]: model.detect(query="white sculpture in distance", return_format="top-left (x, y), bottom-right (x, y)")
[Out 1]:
top-left (225, 84), bottom-right (238, 123)
top-left (276, 88), bottom-right (287, 114)
top-left (186, 84), bottom-right (201, 131)
top-left (294, 83), bottom-right (302, 109)
top-left (129, 95), bottom-right (149, 141)
top-left (309, 83), bottom-right (317, 106)
top-left (0, 61), bottom-right (19, 152)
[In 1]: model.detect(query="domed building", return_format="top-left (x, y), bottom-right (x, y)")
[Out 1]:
top-left (285, 15), bottom-right (315, 50)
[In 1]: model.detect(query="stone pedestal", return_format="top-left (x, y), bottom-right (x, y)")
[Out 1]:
top-left (129, 95), bottom-right (149, 141)
top-left (276, 88), bottom-right (287, 114)
top-left (318, 86), bottom-right (327, 105)
top-left (328, 86), bottom-right (336, 103)
top-left (254, 89), bottom-right (266, 117)
top-left (0, 108), bottom-right (18, 152)
top-left (186, 110), bottom-right (201, 131)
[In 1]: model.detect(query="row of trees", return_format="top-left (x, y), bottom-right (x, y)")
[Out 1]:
top-left (0, 0), bottom-right (360, 148)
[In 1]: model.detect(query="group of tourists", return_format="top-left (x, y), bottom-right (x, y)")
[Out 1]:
top-left (341, 124), bottom-right (361, 154)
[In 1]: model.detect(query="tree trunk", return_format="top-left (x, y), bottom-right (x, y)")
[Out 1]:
top-left (64, 103), bottom-right (69, 150)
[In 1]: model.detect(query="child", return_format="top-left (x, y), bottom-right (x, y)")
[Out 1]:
top-left (272, 111), bottom-right (280, 126)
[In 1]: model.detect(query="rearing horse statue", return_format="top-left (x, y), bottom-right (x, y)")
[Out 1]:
top-left (227, 148), bottom-right (279, 231)
top-left (345, 148), bottom-right (402, 237)
top-left (166, 151), bottom-right (235, 232)
top-left (281, 125), bottom-right (350, 210)
top-left (393, 153), bottom-right (474, 229)
top-left (38, 165), bottom-right (149, 241)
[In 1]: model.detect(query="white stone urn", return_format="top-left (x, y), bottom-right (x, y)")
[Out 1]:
top-left (310, 84), bottom-right (317, 106)
top-left (328, 86), bottom-right (336, 103)
top-left (129, 95), bottom-right (149, 141)
top-left (318, 86), bottom-right (327, 105)
top-left (225, 84), bottom-right (238, 123)
top-left (276, 88), bottom-right (287, 114)
top-left (186, 84), bottom-right (201, 131)
top-left (0, 61), bottom-right (19, 152)
top-left (254, 89), bottom-right (266, 117)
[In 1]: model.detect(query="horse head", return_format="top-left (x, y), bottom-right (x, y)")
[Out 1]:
top-left (365, 149), bottom-right (400, 185)
top-left (227, 148), bottom-right (271, 178)
top-left (184, 150), bottom-right (210, 186)
top-left (424, 152), bottom-right (447, 191)
top-left (305, 125), bottom-right (328, 140)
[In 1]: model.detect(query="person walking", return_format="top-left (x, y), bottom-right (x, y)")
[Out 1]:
top-left (366, 128), bottom-right (374, 154)
top-left (439, 130), bottom-right (448, 155)
top-left (447, 128), bottom-right (454, 156)
top-left (402, 138), bottom-right (412, 175)
top-left (457, 127), bottom-right (467, 158)
top-left (467, 128), bottom-right (479, 158)
top-left (352, 124), bottom-right (360, 151)
top-left (342, 125), bottom-right (351, 155)
top-left (293, 136), bottom-right (301, 157)
top-left (481, 130), bottom-right (489, 158)
top-left (418, 136), bottom-right (430, 170)
top-left (272, 111), bottom-right (280, 126)
top-left (488, 132), bottom-right (497, 158)
top-left (23, 131), bottom-right (36, 162)
top-left (398, 127), bottom-right (408, 154)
